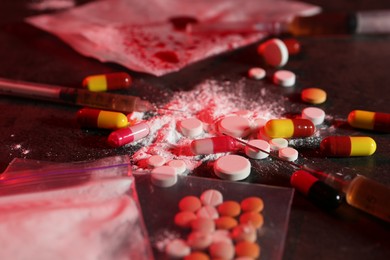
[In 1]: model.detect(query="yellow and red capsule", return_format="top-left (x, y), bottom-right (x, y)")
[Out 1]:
top-left (82, 72), bottom-right (132, 92)
top-left (264, 119), bottom-right (315, 138)
top-left (348, 110), bottom-right (390, 133)
top-left (77, 108), bottom-right (128, 129)
top-left (320, 136), bottom-right (376, 157)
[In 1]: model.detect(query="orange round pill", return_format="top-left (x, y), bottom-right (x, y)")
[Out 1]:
top-left (174, 211), bottom-right (197, 228)
top-left (209, 241), bottom-right (235, 260)
top-left (179, 196), bottom-right (202, 212)
top-left (235, 241), bottom-right (261, 258)
top-left (191, 217), bottom-right (216, 233)
top-left (184, 251), bottom-right (210, 260)
top-left (301, 88), bottom-right (327, 104)
top-left (240, 197), bottom-right (264, 213)
top-left (239, 212), bottom-right (264, 229)
top-left (217, 200), bottom-right (241, 217)
top-left (215, 216), bottom-right (238, 230)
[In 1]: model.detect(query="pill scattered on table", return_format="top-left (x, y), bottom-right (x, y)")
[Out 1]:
top-left (347, 110), bottom-right (390, 132)
top-left (269, 138), bottom-right (288, 151)
top-left (150, 166), bottom-right (178, 187)
top-left (264, 119), bottom-right (315, 138)
top-left (301, 87), bottom-right (327, 104)
top-left (244, 139), bottom-right (270, 159)
top-left (273, 70), bottom-right (296, 87)
top-left (213, 155), bottom-right (251, 181)
top-left (167, 159), bottom-right (187, 174)
top-left (77, 108), bottom-right (128, 129)
top-left (218, 116), bottom-right (252, 138)
top-left (258, 38), bottom-right (289, 67)
top-left (320, 136), bottom-right (377, 157)
top-left (179, 118), bottom-right (204, 137)
top-left (302, 107), bottom-right (325, 125)
top-left (278, 147), bottom-right (299, 161)
top-left (147, 155), bottom-right (166, 168)
top-left (107, 121), bottom-right (150, 147)
top-left (248, 67), bottom-right (266, 80)
top-left (191, 136), bottom-right (239, 155)
top-left (82, 72), bottom-right (132, 92)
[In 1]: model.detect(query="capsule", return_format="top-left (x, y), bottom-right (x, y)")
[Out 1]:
top-left (82, 72), bottom-right (132, 92)
top-left (264, 119), bottom-right (315, 138)
top-left (348, 110), bottom-right (390, 133)
top-left (291, 170), bottom-right (343, 209)
top-left (76, 108), bottom-right (128, 129)
top-left (108, 122), bottom-right (150, 147)
top-left (320, 136), bottom-right (376, 157)
top-left (191, 136), bottom-right (239, 155)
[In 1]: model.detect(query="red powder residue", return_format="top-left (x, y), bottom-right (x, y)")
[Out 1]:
top-left (154, 50), bottom-right (180, 63)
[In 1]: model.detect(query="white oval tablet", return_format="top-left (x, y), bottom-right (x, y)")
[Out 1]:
top-left (151, 166), bottom-right (177, 187)
top-left (248, 67), bottom-right (266, 80)
top-left (167, 159), bottom-right (187, 174)
top-left (179, 118), bottom-right (204, 138)
top-left (302, 107), bottom-right (325, 125)
top-left (258, 38), bottom-right (289, 67)
top-left (200, 189), bottom-right (224, 206)
top-left (218, 116), bottom-right (251, 138)
top-left (165, 238), bottom-right (191, 258)
top-left (273, 70), bottom-right (296, 87)
top-left (269, 138), bottom-right (288, 151)
top-left (245, 139), bottom-right (270, 159)
top-left (147, 155), bottom-right (166, 168)
top-left (214, 155), bottom-right (251, 181)
top-left (278, 147), bottom-right (298, 161)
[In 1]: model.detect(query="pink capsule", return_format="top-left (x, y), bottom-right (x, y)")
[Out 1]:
top-left (108, 122), bottom-right (150, 147)
top-left (191, 136), bottom-right (239, 155)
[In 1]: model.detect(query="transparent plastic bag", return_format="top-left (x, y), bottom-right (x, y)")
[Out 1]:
top-left (0, 156), bottom-right (153, 260)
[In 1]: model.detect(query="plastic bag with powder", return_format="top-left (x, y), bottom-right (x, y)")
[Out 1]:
top-left (0, 156), bottom-right (154, 260)
top-left (26, 0), bottom-right (320, 76)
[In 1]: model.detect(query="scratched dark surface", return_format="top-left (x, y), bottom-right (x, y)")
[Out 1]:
top-left (0, 1), bottom-right (389, 259)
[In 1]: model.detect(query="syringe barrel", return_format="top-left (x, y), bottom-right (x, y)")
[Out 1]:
top-left (302, 166), bottom-right (356, 191)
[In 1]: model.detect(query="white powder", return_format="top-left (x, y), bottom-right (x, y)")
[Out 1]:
top-left (131, 79), bottom-right (285, 171)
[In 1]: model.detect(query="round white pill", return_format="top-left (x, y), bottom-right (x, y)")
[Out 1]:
top-left (273, 70), bottom-right (296, 87)
top-left (197, 205), bottom-right (219, 219)
top-left (218, 116), bottom-right (252, 138)
top-left (245, 139), bottom-right (270, 159)
top-left (200, 189), bottom-right (224, 206)
top-left (165, 238), bottom-right (191, 258)
top-left (302, 107), bottom-right (326, 125)
top-left (147, 155), bottom-right (165, 168)
top-left (187, 231), bottom-right (213, 250)
top-left (248, 67), bottom-right (266, 80)
top-left (214, 155), bottom-right (251, 181)
top-left (258, 38), bottom-right (289, 67)
top-left (269, 138), bottom-right (288, 151)
top-left (179, 118), bottom-right (204, 138)
top-left (212, 230), bottom-right (233, 244)
top-left (167, 159), bottom-right (187, 174)
top-left (151, 166), bottom-right (177, 187)
top-left (278, 147), bottom-right (298, 162)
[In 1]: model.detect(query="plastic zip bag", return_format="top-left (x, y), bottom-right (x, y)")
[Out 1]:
top-left (0, 156), bottom-right (154, 260)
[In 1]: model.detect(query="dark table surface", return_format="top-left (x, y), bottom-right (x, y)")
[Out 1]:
top-left (0, 0), bottom-right (389, 259)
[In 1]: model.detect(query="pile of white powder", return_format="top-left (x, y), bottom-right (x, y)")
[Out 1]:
top-left (131, 79), bottom-right (286, 171)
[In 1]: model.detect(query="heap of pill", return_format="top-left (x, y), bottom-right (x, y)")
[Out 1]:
top-left (166, 190), bottom-right (265, 259)
top-left (82, 72), bottom-right (132, 92)
top-left (347, 110), bottom-right (390, 132)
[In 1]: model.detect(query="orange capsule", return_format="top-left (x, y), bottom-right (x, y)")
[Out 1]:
top-left (348, 110), bottom-right (390, 132)
top-left (76, 108), bottom-right (128, 129)
top-left (82, 72), bottom-right (132, 92)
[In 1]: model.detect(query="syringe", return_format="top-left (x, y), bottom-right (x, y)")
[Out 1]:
top-left (0, 77), bottom-right (156, 113)
top-left (227, 134), bottom-right (390, 222)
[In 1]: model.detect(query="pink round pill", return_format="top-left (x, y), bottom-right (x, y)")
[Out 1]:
top-left (218, 116), bottom-right (252, 138)
top-left (196, 205), bottom-right (219, 219)
top-left (165, 238), bottom-right (191, 258)
top-left (302, 107), bottom-right (325, 125)
top-left (278, 147), bottom-right (299, 162)
top-left (179, 118), bottom-right (204, 138)
top-left (273, 70), bottom-right (296, 87)
top-left (200, 189), bottom-right (223, 206)
top-left (214, 155), bottom-right (251, 181)
top-left (151, 166), bottom-right (177, 187)
top-left (245, 139), bottom-right (270, 159)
